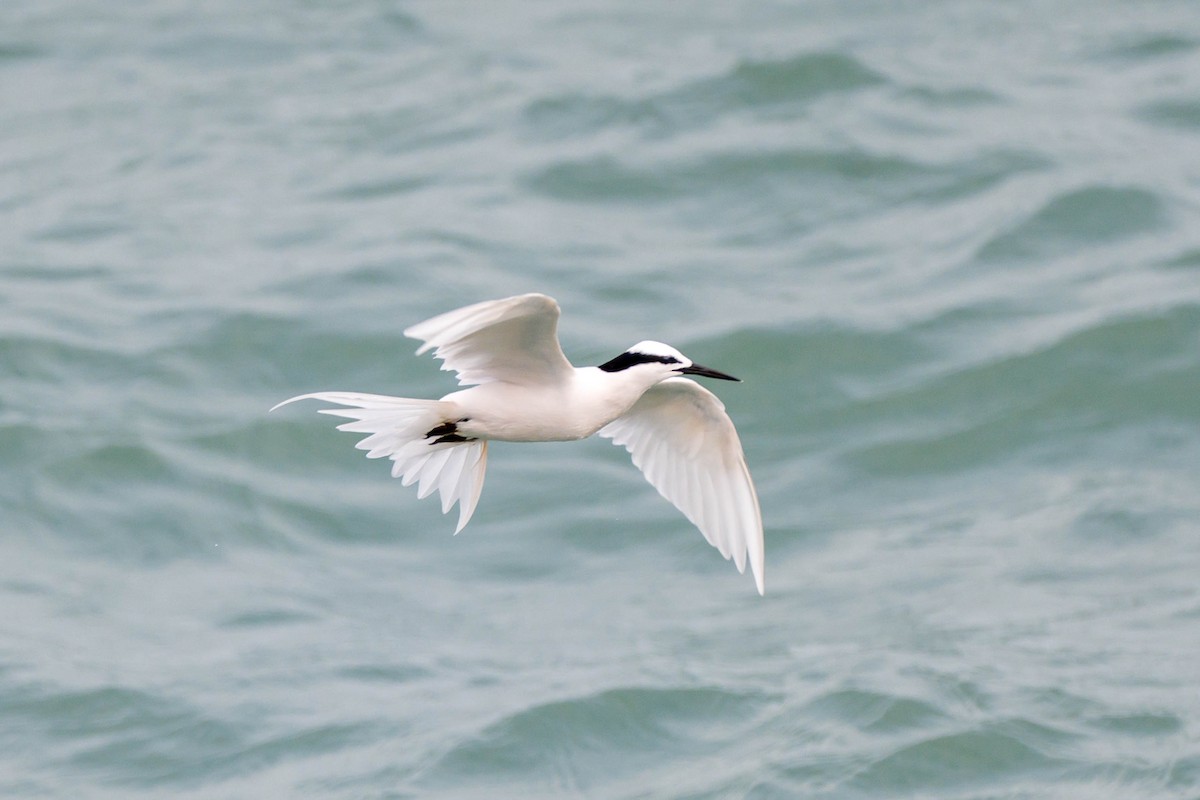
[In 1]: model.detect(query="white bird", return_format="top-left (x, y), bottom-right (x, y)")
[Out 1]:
top-left (272, 293), bottom-right (764, 594)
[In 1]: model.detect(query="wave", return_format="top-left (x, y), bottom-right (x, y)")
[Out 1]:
top-left (976, 186), bottom-right (1168, 262)
top-left (1137, 99), bottom-right (1200, 131)
top-left (847, 722), bottom-right (1072, 792)
top-left (524, 148), bottom-right (1046, 247)
top-left (26, 685), bottom-right (377, 789)
top-left (1093, 33), bottom-right (1198, 62)
top-left (522, 51), bottom-right (883, 140)
top-left (841, 304), bottom-right (1200, 475)
top-left (421, 685), bottom-right (770, 792)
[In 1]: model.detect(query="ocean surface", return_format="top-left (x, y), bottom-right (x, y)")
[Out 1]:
top-left (3, 1), bottom-right (1200, 797)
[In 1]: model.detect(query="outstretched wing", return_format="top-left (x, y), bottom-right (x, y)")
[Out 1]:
top-left (403, 293), bottom-right (574, 386)
top-left (599, 377), bottom-right (764, 594)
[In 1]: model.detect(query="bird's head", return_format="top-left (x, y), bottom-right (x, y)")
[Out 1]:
top-left (597, 340), bottom-right (740, 385)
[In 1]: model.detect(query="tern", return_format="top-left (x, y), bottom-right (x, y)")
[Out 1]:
top-left (272, 293), bottom-right (764, 594)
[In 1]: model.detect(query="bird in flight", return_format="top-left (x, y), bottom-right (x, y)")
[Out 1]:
top-left (273, 293), bottom-right (764, 593)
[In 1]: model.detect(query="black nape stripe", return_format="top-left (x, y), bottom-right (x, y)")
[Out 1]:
top-left (598, 351), bottom-right (681, 373)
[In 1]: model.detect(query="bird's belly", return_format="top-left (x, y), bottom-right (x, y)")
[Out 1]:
top-left (443, 384), bottom-right (617, 443)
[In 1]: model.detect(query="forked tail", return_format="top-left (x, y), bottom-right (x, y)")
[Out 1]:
top-left (271, 392), bottom-right (488, 532)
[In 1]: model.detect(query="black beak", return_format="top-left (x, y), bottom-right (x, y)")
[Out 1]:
top-left (680, 363), bottom-right (741, 382)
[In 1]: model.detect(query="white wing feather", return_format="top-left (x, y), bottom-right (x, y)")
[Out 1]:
top-left (599, 378), bottom-right (764, 594)
top-left (403, 293), bottom-right (574, 386)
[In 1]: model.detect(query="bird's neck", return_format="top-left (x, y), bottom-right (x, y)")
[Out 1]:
top-left (572, 366), bottom-right (660, 427)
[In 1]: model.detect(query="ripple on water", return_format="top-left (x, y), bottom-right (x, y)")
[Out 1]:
top-left (1070, 507), bottom-right (1178, 543)
top-left (802, 689), bottom-right (948, 735)
top-left (695, 51), bottom-right (886, 106)
top-left (1, 682), bottom-right (235, 786)
top-left (1089, 712), bottom-right (1183, 737)
top-left (976, 186), bottom-right (1167, 262)
top-left (146, 31), bottom-right (297, 69)
top-left (0, 42), bottom-right (47, 62)
top-left (707, 323), bottom-right (930, 442)
top-left (899, 85), bottom-right (1005, 108)
top-left (1136, 98), bottom-right (1200, 131)
top-left (1096, 33), bottom-right (1198, 62)
top-left (218, 608), bottom-right (320, 629)
top-left (316, 174), bottom-right (433, 203)
top-left (522, 51), bottom-right (883, 139)
top-left (423, 686), bottom-right (768, 790)
top-left (525, 148), bottom-right (1047, 244)
top-left (842, 305), bottom-right (1200, 475)
top-left (31, 217), bottom-right (132, 245)
top-left (0, 333), bottom-right (135, 386)
top-left (3, 678), bottom-right (391, 790)
top-left (527, 148), bottom-right (1012, 203)
top-left (37, 438), bottom-right (231, 561)
top-left (849, 721), bottom-right (1073, 792)
top-left (1158, 248), bottom-right (1200, 271)
top-left (159, 308), bottom-right (416, 393)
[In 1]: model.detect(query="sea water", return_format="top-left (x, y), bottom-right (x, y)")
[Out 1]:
top-left (2, 1), bottom-right (1199, 797)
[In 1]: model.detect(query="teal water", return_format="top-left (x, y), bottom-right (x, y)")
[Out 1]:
top-left (3, 1), bottom-right (1200, 797)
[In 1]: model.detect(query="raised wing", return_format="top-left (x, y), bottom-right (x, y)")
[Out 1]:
top-left (599, 377), bottom-right (764, 594)
top-left (403, 293), bottom-right (574, 386)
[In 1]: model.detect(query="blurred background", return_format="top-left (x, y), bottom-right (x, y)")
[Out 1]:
top-left (2, 1), bottom-right (1199, 797)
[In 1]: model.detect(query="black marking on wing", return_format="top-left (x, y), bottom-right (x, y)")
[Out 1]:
top-left (425, 418), bottom-right (476, 445)
top-left (598, 352), bottom-right (681, 373)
